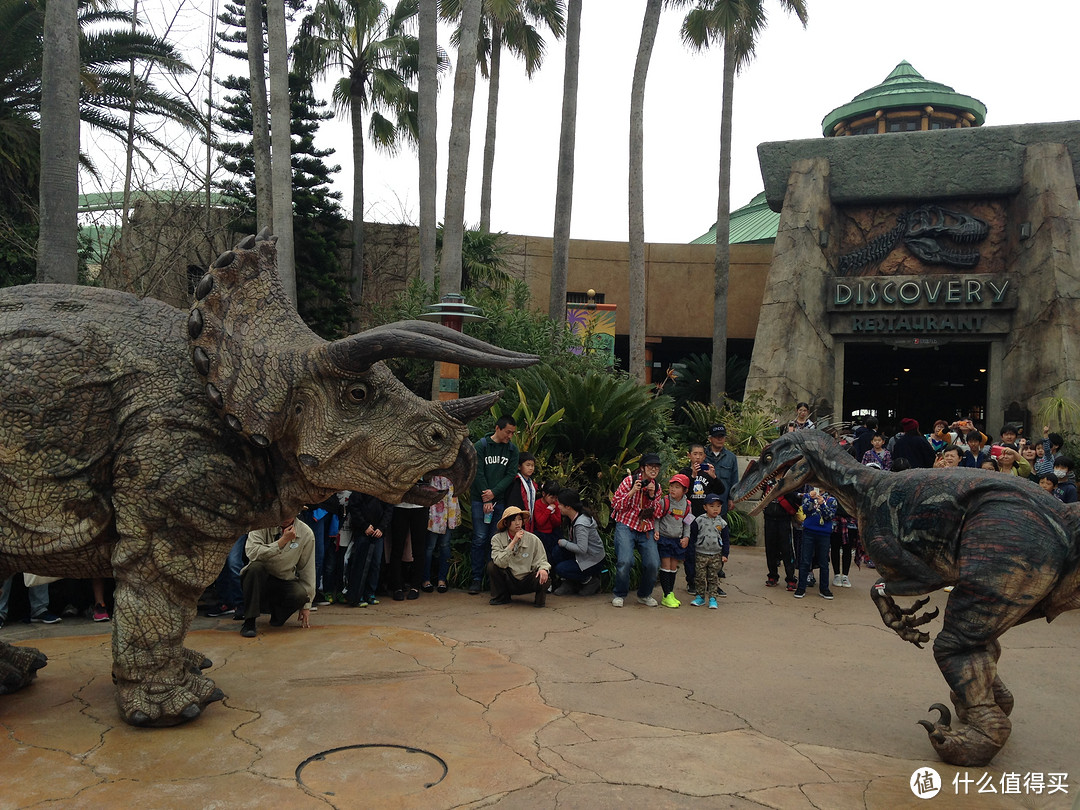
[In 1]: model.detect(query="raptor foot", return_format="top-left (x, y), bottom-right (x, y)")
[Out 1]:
top-left (115, 663), bottom-right (224, 727)
top-left (0, 642), bottom-right (48, 695)
top-left (916, 702), bottom-right (1010, 767)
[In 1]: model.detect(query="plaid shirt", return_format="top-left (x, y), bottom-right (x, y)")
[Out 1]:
top-left (611, 473), bottom-right (665, 532)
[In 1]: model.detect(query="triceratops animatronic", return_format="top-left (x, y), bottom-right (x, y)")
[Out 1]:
top-left (732, 430), bottom-right (1080, 767)
top-left (0, 229), bottom-right (538, 726)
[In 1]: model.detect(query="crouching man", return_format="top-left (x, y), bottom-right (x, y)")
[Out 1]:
top-left (239, 515), bottom-right (315, 637)
top-left (487, 506), bottom-right (550, 607)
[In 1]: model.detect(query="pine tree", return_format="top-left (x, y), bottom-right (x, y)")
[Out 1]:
top-left (212, 0), bottom-right (351, 338)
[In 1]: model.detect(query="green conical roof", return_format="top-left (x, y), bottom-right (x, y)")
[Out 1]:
top-left (692, 192), bottom-right (780, 245)
top-left (821, 60), bottom-right (986, 136)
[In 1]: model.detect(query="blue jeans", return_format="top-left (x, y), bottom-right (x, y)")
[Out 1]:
top-left (613, 522), bottom-right (659, 599)
top-left (798, 529), bottom-right (831, 593)
top-left (0, 576), bottom-right (50, 619)
top-left (554, 558), bottom-right (603, 583)
top-left (301, 511), bottom-right (330, 592)
top-left (214, 535), bottom-right (246, 609)
top-left (470, 500), bottom-right (502, 584)
top-left (425, 531), bottom-right (452, 584)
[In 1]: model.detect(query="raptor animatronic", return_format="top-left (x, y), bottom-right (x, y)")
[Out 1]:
top-left (0, 229), bottom-right (538, 726)
top-left (731, 430), bottom-right (1080, 766)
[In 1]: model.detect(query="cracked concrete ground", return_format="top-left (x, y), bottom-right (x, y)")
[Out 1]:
top-left (1, 547), bottom-right (1077, 809)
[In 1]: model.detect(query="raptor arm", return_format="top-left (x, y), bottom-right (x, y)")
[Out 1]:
top-left (871, 579), bottom-right (939, 648)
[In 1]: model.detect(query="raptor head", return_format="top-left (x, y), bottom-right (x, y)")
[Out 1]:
top-left (903, 204), bottom-right (989, 268)
top-left (730, 430), bottom-right (846, 516)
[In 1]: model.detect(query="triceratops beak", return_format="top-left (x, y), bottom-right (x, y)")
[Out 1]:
top-left (326, 320), bottom-right (540, 374)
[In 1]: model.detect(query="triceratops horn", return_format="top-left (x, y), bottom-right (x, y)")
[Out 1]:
top-left (440, 392), bottom-right (501, 423)
top-left (326, 320), bottom-right (540, 373)
top-left (255, 226), bottom-right (273, 243)
top-left (235, 233), bottom-right (257, 250)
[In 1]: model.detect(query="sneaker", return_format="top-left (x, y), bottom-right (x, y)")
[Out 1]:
top-left (468, 580), bottom-right (482, 595)
top-left (690, 595), bottom-right (706, 607)
top-left (719, 569), bottom-right (726, 578)
top-left (356, 601), bottom-right (369, 608)
top-left (367, 597), bottom-right (380, 605)
top-left (31, 612), bottom-right (61, 624)
top-left (765, 579), bottom-right (779, 587)
top-left (660, 593), bottom-right (680, 608)
top-left (793, 590), bottom-right (805, 599)
top-left (553, 582), bottom-right (577, 596)
top-left (786, 582), bottom-right (797, 592)
top-left (708, 597), bottom-right (718, 609)
top-left (579, 577), bottom-right (602, 596)
top-left (832, 574), bottom-right (843, 587)
top-left (92, 603), bottom-right (110, 622)
top-left (637, 595), bottom-right (658, 607)
top-left (820, 590), bottom-right (835, 600)
top-left (611, 596), bottom-right (624, 608)
top-left (206, 604), bottom-right (234, 617)
top-left (314, 593), bottom-right (331, 606)
top-left (943, 585), bottom-right (954, 593)
top-left (841, 575), bottom-right (851, 588)
top-left (715, 588), bottom-right (726, 598)
top-left (240, 618), bottom-right (256, 638)
top-left (61, 603), bottom-right (79, 618)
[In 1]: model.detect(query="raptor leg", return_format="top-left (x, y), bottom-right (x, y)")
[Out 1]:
top-left (0, 641), bottom-right (48, 695)
top-left (948, 640), bottom-right (1013, 721)
top-left (870, 578), bottom-right (940, 648)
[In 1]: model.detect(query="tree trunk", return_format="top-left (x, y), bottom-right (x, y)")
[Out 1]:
top-left (549, 0), bottom-right (581, 321)
top-left (439, 0), bottom-right (483, 296)
top-left (37, 0), bottom-right (80, 285)
top-left (628, 0), bottom-right (662, 383)
top-left (267, 0), bottom-right (295, 303)
top-left (117, 0), bottom-right (139, 291)
top-left (350, 94), bottom-right (366, 322)
top-left (246, 0), bottom-right (273, 230)
top-left (478, 22), bottom-right (502, 233)
top-left (710, 41), bottom-right (735, 404)
top-left (418, 0), bottom-right (438, 289)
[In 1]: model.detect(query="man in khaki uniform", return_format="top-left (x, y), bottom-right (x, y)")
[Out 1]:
top-left (239, 515), bottom-right (315, 637)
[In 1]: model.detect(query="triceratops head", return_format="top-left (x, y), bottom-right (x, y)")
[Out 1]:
top-left (186, 229), bottom-right (539, 506)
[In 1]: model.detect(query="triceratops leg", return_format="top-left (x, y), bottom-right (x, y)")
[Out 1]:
top-left (110, 537), bottom-right (231, 727)
top-left (0, 641), bottom-right (48, 695)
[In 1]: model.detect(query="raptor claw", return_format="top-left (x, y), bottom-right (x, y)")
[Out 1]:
top-left (929, 702), bottom-right (952, 727)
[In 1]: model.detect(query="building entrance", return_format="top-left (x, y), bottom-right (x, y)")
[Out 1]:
top-left (843, 342), bottom-right (989, 433)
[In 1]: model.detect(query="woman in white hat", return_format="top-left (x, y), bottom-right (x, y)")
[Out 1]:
top-left (487, 506), bottom-right (551, 607)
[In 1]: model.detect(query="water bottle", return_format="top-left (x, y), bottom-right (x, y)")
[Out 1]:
top-left (484, 509), bottom-right (493, 524)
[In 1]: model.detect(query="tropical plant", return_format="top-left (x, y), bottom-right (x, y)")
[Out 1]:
top-left (439, 0), bottom-right (565, 232)
top-left (1038, 393), bottom-right (1080, 434)
top-left (694, 390), bottom-right (785, 456)
top-left (681, 0), bottom-right (808, 401)
top-left (491, 382), bottom-right (565, 457)
top-left (435, 224), bottom-right (512, 290)
top-left (294, 0), bottom-right (447, 312)
top-left (665, 351), bottom-right (750, 413)
top-left (726, 507), bottom-right (757, 546)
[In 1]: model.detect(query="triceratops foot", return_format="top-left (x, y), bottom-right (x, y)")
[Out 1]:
top-left (182, 646), bottom-right (213, 673)
top-left (0, 642), bottom-right (48, 695)
top-left (872, 585), bottom-right (940, 648)
top-left (917, 702), bottom-right (1010, 767)
top-left (115, 665), bottom-right (224, 727)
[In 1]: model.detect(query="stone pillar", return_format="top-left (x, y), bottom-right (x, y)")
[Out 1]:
top-left (744, 157), bottom-right (838, 414)
top-left (1003, 142), bottom-right (1080, 424)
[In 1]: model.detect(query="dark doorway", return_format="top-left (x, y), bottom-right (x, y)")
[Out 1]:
top-left (843, 342), bottom-right (989, 433)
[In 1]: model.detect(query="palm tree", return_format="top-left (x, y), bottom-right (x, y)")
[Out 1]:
top-left (682, 0), bottom-right (807, 402)
top-left (440, 0), bottom-right (565, 233)
top-left (438, 0), bottom-right (482, 296)
top-left (294, 0), bottom-right (422, 316)
top-left (37, 0), bottom-right (80, 284)
top-left (627, 0), bottom-right (663, 383)
top-left (0, 0), bottom-right (198, 283)
top-left (417, 0), bottom-right (438, 288)
top-left (548, 0), bottom-right (579, 321)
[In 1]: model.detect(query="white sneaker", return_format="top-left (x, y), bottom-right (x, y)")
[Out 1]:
top-left (841, 575), bottom-right (851, 588)
top-left (611, 596), bottom-right (624, 607)
top-left (832, 574), bottom-right (843, 587)
top-left (637, 595), bottom-right (658, 607)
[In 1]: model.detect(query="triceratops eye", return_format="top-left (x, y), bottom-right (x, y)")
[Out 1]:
top-left (347, 383), bottom-right (369, 404)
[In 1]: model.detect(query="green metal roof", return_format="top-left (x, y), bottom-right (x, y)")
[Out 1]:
top-left (691, 191), bottom-right (780, 245)
top-left (78, 189), bottom-right (229, 213)
top-left (821, 61), bottom-right (987, 136)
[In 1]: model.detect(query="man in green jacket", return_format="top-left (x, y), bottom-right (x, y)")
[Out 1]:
top-left (468, 416), bottom-right (518, 594)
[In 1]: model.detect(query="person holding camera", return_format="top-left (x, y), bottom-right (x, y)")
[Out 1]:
top-left (609, 453), bottom-right (665, 607)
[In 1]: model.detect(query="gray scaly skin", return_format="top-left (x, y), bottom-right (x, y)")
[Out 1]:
top-left (731, 430), bottom-right (1080, 766)
top-left (0, 229), bottom-right (538, 726)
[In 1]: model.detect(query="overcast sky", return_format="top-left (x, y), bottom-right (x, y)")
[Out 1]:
top-left (86, 0), bottom-right (1080, 246)
top-left (344, 0), bottom-right (1080, 245)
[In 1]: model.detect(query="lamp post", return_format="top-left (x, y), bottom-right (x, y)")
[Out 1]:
top-left (420, 293), bottom-right (484, 401)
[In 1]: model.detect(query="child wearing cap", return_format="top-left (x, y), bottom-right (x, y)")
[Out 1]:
top-left (689, 494), bottom-right (728, 609)
top-left (653, 474), bottom-right (694, 608)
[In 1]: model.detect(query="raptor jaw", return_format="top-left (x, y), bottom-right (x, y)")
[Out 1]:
top-left (736, 457), bottom-right (812, 516)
